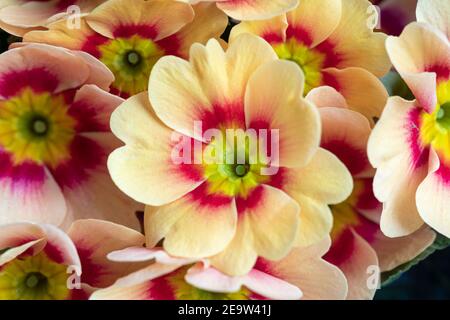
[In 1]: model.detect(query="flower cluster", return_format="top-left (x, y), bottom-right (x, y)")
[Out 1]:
top-left (0, 0), bottom-right (448, 300)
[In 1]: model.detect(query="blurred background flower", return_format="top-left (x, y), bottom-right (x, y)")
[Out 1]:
top-left (371, 0), bottom-right (417, 36)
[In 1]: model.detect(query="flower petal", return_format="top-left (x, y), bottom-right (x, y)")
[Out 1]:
top-left (243, 269), bottom-right (302, 300)
top-left (323, 0), bottom-right (390, 77)
top-left (69, 85), bottom-right (124, 133)
top-left (306, 86), bottom-right (348, 109)
top-left (86, 0), bottom-right (194, 41)
top-left (245, 59), bottom-right (321, 168)
top-left (0, 239), bottom-right (45, 265)
top-left (0, 166), bottom-right (67, 226)
top-left (416, 150), bottom-right (450, 237)
top-left (257, 237), bottom-right (348, 300)
top-left (61, 132), bottom-right (141, 230)
top-left (368, 226), bottom-right (436, 272)
top-left (0, 222), bottom-right (46, 252)
top-left (108, 247), bottom-right (196, 265)
top-left (283, 148), bottom-right (353, 209)
top-left (368, 97), bottom-right (427, 236)
top-left (280, 149), bottom-right (353, 243)
top-left (68, 219), bottom-right (145, 288)
top-left (22, 18), bottom-right (96, 51)
top-left (320, 107), bottom-right (373, 178)
top-left (285, 0), bottom-right (341, 47)
top-left (171, 3), bottom-right (228, 59)
top-left (416, 0), bottom-right (450, 40)
top-left (293, 194), bottom-right (334, 247)
top-left (145, 185), bottom-right (237, 258)
top-left (377, 154), bottom-right (427, 237)
top-left (386, 22), bottom-right (450, 112)
top-left (108, 92), bottom-right (205, 206)
top-left (89, 280), bottom-right (154, 300)
top-left (90, 263), bottom-right (182, 300)
top-left (0, 44), bottom-right (94, 98)
top-left (325, 228), bottom-right (378, 300)
top-left (0, 1), bottom-right (57, 29)
top-left (70, 51), bottom-right (115, 92)
top-left (322, 67), bottom-right (388, 122)
top-left (148, 34), bottom-right (277, 139)
top-left (217, 0), bottom-right (298, 21)
top-left (211, 185), bottom-right (299, 276)
top-left (185, 263), bottom-right (245, 293)
top-left (40, 224), bottom-right (81, 268)
top-left (229, 15), bottom-right (288, 44)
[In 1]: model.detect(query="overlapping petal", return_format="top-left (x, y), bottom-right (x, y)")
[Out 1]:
top-left (91, 244), bottom-right (347, 300)
top-left (386, 22), bottom-right (450, 113)
top-left (416, 0), bottom-right (450, 40)
top-left (315, 87), bottom-right (435, 299)
top-left (0, 0), bottom-right (106, 36)
top-left (182, 0), bottom-right (298, 21)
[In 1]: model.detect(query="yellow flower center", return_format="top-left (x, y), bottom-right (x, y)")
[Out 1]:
top-left (169, 266), bottom-right (250, 300)
top-left (273, 38), bottom-right (326, 95)
top-left (0, 88), bottom-right (76, 167)
top-left (330, 179), bottom-right (364, 238)
top-left (420, 80), bottom-right (450, 162)
top-left (98, 35), bottom-right (164, 96)
top-left (0, 252), bottom-right (70, 300)
top-left (330, 204), bottom-right (360, 239)
top-left (202, 132), bottom-right (271, 198)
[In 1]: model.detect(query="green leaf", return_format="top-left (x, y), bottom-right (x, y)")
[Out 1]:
top-left (432, 233), bottom-right (450, 250)
top-left (381, 233), bottom-right (450, 287)
top-left (381, 71), bottom-right (415, 100)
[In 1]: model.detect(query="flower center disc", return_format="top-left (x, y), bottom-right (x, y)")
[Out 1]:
top-left (31, 118), bottom-right (49, 136)
top-left (126, 51), bottom-right (141, 66)
top-left (234, 164), bottom-right (249, 177)
top-left (437, 102), bottom-right (450, 127)
top-left (25, 272), bottom-right (47, 289)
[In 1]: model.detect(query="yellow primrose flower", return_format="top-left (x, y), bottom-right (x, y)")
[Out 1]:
top-left (230, 0), bottom-right (391, 100)
top-left (0, 43), bottom-right (141, 228)
top-left (307, 86), bottom-right (435, 299)
top-left (0, 220), bottom-right (144, 300)
top-left (368, 0), bottom-right (450, 237)
top-left (22, 0), bottom-right (228, 98)
top-left (107, 34), bottom-right (353, 276)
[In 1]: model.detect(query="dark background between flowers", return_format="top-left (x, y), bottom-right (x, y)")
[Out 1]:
top-left (1, 22), bottom-right (449, 300)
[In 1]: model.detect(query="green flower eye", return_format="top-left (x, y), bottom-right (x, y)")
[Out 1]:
top-left (24, 272), bottom-right (48, 290)
top-left (30, 117), bottom-right (50, 136)
top-left (126, 51), bottom-right (141, 66)
top-left (234, 164), bottom-right (249, 177)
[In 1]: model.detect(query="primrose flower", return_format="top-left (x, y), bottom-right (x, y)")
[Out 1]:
top-left (180, 0), bottom-right (299, 21)
top-left (0, 0), bottom-right (106, 36)
top-left (22, 0), bottom-right (228, 98)
top-left (0, 220), bottom-right (145, 300)
top-left (230, 0), bottom-right (391, 97)
top-left (371, 0), bottom-right (418, 36)
top-left (108, 34), bottom-right (353, 276)
top-left (0, 43), bottom-right (139, 228)
top-left (90, 241), bottom-right (347, 300)
top-left (308, 86), bottom-right (436, 300)
top-left (368, 0), bottom-right (450, 237)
